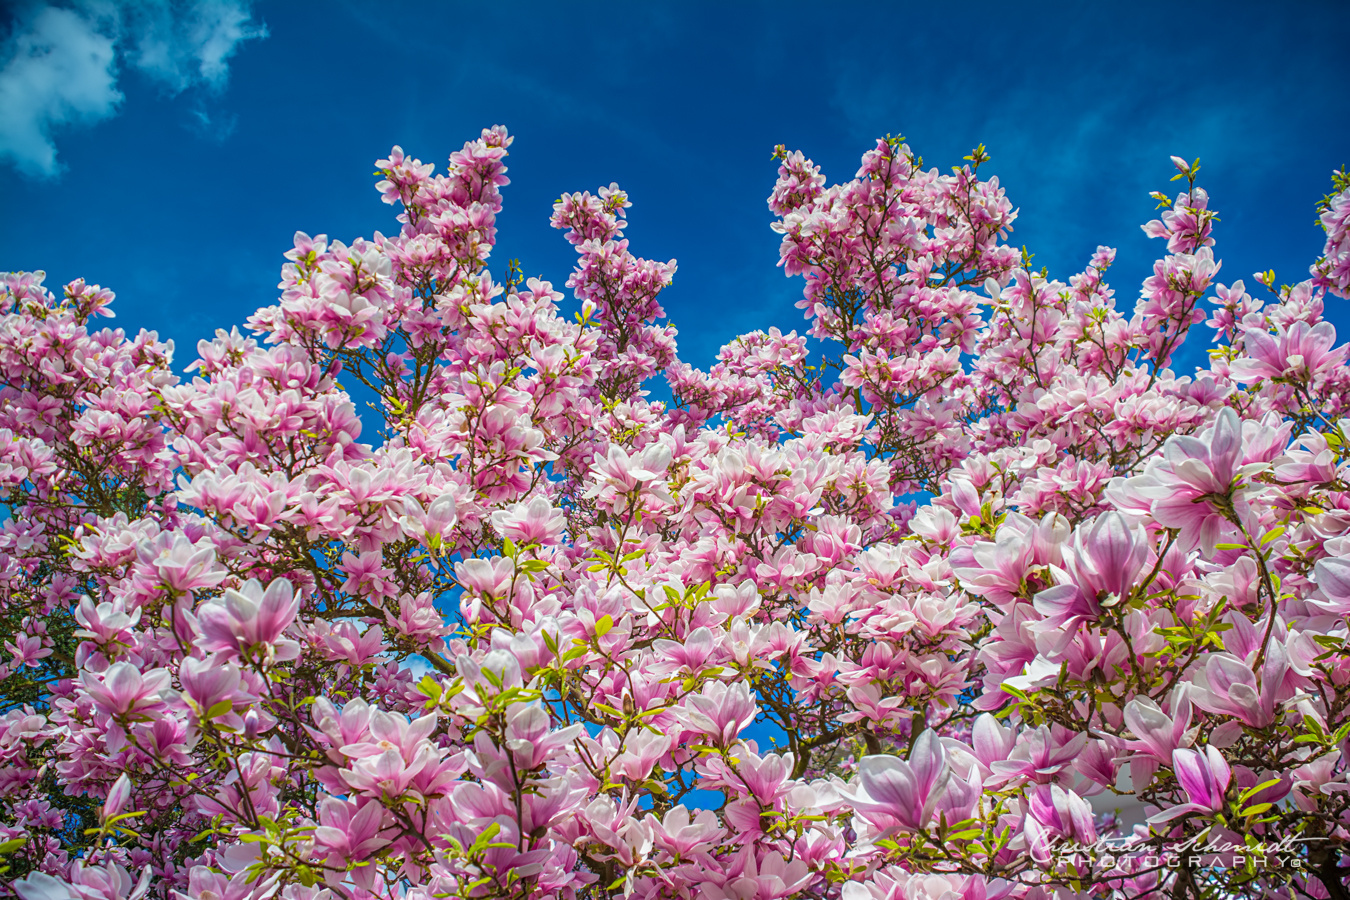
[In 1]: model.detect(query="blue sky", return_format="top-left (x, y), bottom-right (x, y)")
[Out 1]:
top-left (2, 1), bottom-right (1348, 374)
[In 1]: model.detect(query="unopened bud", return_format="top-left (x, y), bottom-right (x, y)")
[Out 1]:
top-left (102, 773), bottom-right (132, 822)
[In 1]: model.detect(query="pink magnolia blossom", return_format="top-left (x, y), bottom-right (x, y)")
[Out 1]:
top-left (1122, 689), bottom-right (1194, 787)
top-left (1149, 746), bottom-right (1230, 823)
top-left (851, 731), bottom-right (954, 833)
top-left (15, 863), bottom-right (151, 900)
top-left (1107, 407), bottom-right (1261, 553)
top-left (1189, 645), bottom-right (1289, 728)
top-left (683, 680), bottom-right (758, 746)
top-left (1312, 555), bottom-right (1350, 614)
top-left (1312, 178), bottom-right (1350, 297)
top-left (1033, 510), bottom-right (1150, 627)
top-left (196, 578), bottom-right (301, 664)
top-left (1229, 320), bottom-right (1349, 384)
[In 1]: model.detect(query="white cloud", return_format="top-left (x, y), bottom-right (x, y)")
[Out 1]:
top-left (0, 0), bottom-right (266, 178)
top-left (0, 6), bottom-right (121, 177)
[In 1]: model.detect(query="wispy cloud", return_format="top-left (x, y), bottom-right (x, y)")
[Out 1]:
top-left (186, 103), bottom-right (236, 142)
top-left (0, 0), bottom-right (266, 178)
top-left (119, 0), bottom-right (265, 93)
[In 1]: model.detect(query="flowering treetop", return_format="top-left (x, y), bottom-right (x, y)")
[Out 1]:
top-left (2, 126), bottom-right (1350, 900)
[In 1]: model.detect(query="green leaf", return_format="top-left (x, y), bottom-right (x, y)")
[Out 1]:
top-left (418, 674), bottom-right (443, 701)
top-left (106, 810), bottom-right (148, 825)
top-left (1303, 714), bottom-right (1328, 741)
top-left (469, 821), bottom-right (502, 855)
top-left (205, 699), bottom-right (235, 719)
top-left (1238, 778), bottom-right (1284, 802)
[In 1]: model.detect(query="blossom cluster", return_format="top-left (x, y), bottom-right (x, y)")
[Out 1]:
top-left (3, 129), bottom-right (1350, 900)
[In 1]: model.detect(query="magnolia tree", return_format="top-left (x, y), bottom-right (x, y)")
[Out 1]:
top-left (2, 127), bottom-right (1350, 900)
